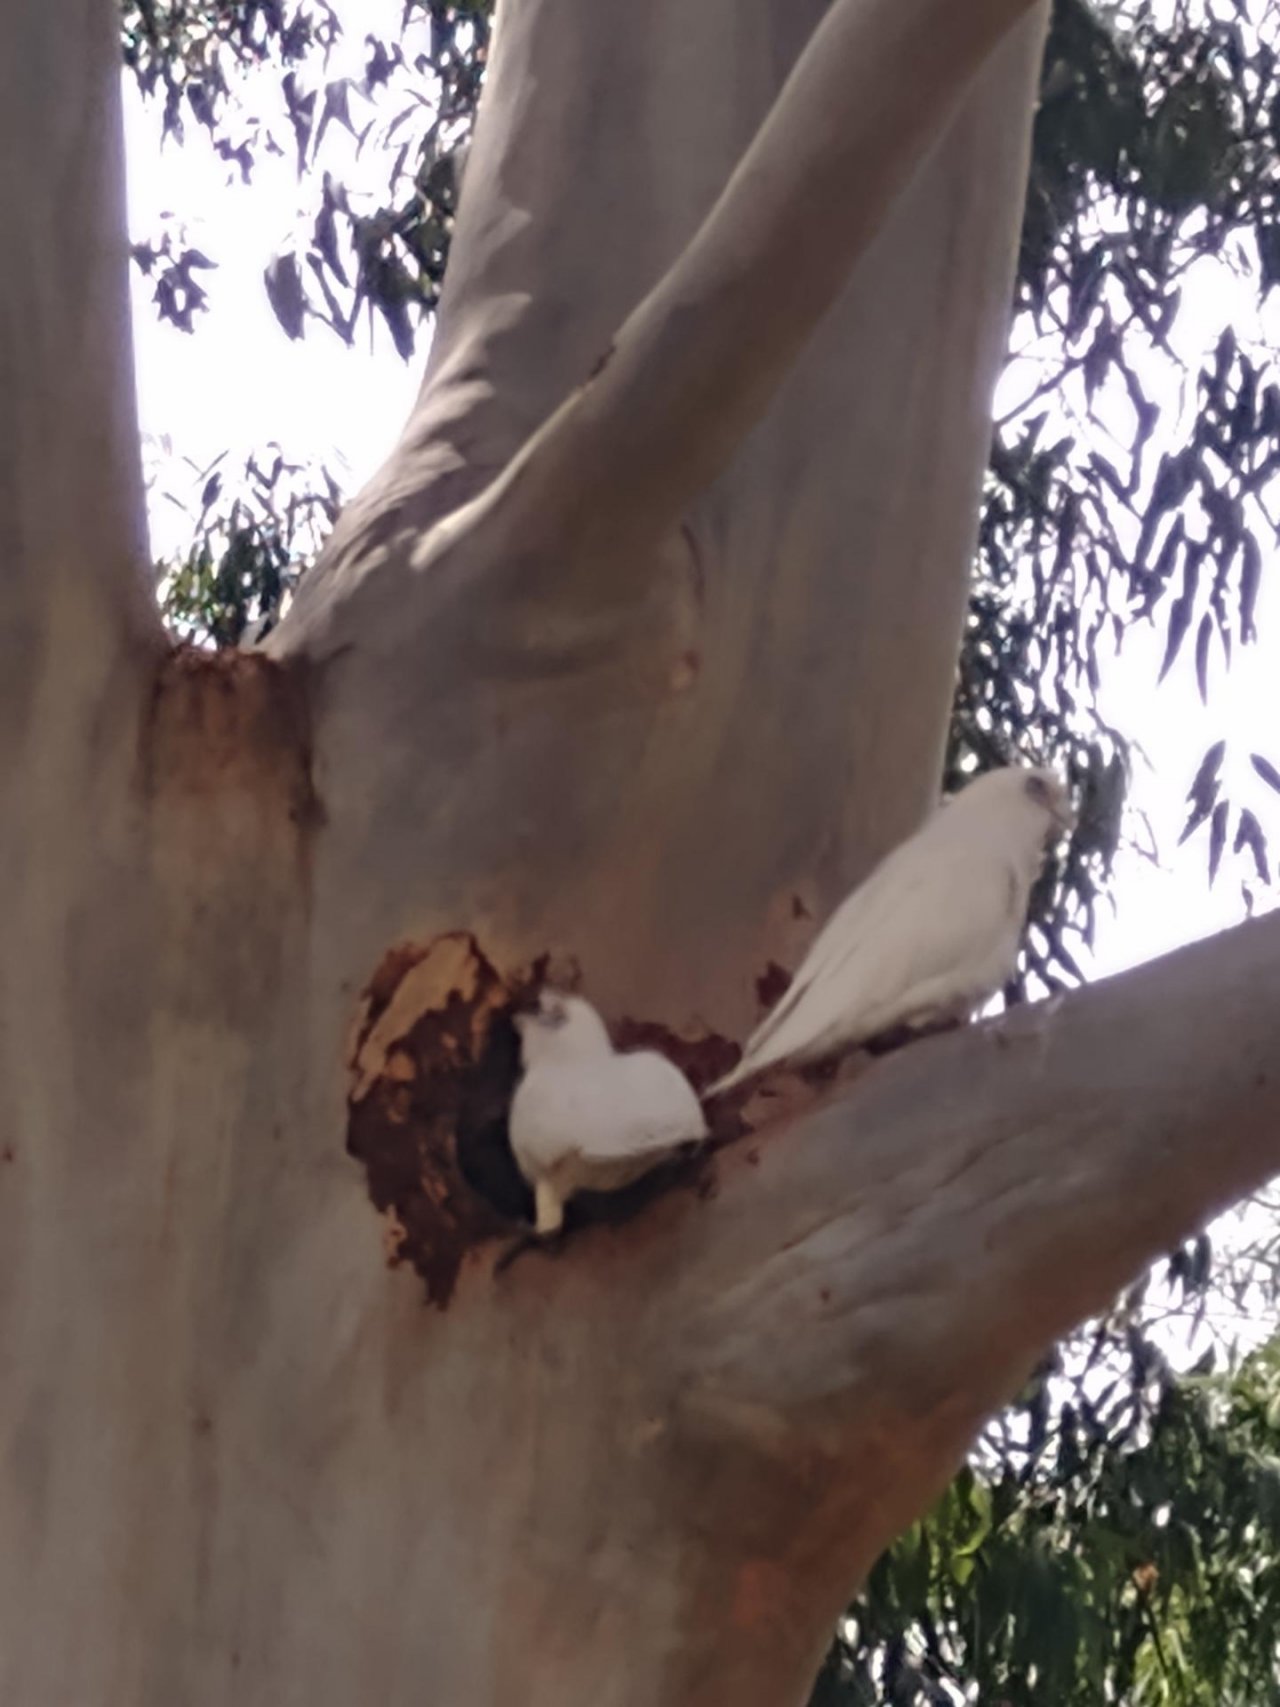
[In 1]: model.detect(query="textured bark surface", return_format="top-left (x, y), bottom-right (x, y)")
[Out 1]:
top-left (8, 1), bottom-right (1274, 1705)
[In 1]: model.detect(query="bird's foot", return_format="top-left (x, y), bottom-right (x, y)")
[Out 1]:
top-left (493, 1227), bottom-right (567, 1278)
top-left (993, 991), bottom-right (1064, 1049)
top-left (827, 1046), bottom-right (874, 1087)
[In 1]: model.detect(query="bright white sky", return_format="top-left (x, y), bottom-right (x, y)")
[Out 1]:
top-left (119, 4), bottom-right (1280, 990)
top-left (124, 2), bottom-right (421, 518)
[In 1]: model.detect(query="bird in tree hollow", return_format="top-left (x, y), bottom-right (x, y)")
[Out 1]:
top-left (509, 991), bottom-right (708, 1236)
top-left (705, 765), bottom-right (1076, 1099)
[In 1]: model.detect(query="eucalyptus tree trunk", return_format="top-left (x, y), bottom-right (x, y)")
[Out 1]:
top-left (5, 1), bottom-right (1280, 1704)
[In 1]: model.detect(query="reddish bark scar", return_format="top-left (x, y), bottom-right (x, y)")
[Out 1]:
top-left (141, 644), bottom-right (321, 835)
top-left (348, 934), bottom-right (744, 1303)
top-left (347, 933), bottom-right (529, 1306)
top-left (1, 1145), bottom-right (14, 1164)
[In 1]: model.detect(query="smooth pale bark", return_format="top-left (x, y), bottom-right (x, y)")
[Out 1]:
top-left (0, 0), bottom-right (164, 1066)
top-left (0, 0), bottom-right (161, 674)
top-left (7, 1), bottom-right (1274, 1706)
top-left (280, 0), bottom-right (1052, 1041)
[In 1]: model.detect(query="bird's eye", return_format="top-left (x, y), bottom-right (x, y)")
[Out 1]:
top-left (538, 996), bottom-right (569, 1029)
top-left (1024, 774), bottom-right (1050, 805)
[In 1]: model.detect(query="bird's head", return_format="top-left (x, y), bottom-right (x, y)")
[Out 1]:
top-left (513, 989), bottom-right (613, 1064)
top-left (1021, 767), bottom-right (1076, 838)
top-left (948, 764), bottom-right (1076, 844)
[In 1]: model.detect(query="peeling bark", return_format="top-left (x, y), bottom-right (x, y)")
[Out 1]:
top-left (344, 932), bottom-right (742, 1305)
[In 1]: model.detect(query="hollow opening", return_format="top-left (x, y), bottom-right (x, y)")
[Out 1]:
top-left (346, 931), bottom-right (750, 1304)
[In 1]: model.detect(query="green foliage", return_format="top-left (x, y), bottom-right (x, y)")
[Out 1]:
top-left (152, 443), bottom-right (340, 645)
top-left (121, 0), bottom-right (341, 170)
top-left (256, 3), bottom-right (494, 352)
top-left (131, 226), bottom-right (217, 331)
top-left (962, 0), bottom-right (1280, 987)
top-left (816, 1205), bottom-right (1280, 1704)
top-left (121, 2), bottom-right (491, 345)
top-left (121, 2), bottom-right (345, 337)
top-left (834, 1325), bottom-right (1280, 1705)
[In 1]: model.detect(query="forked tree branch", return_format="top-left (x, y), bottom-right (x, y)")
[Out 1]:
top-left (278, 0), bottom-right (1046, 653)
top-left (657, 910), bottom-right (1280, 1497)
top-left (428, 0), bottom-right (1045, 600)
top-left (0, 0), bottom-right (162, 703)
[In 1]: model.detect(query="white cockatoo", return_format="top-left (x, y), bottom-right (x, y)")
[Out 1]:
top-left (509, 990), bottom-right (708, 1235)
top-left (706, 765), bottom-right (1075, 1098)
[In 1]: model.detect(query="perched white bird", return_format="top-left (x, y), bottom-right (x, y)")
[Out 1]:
top-left (509, 990), bottom-right (708, 1235)
top-left (706, 766), bottom-right (1075, 1098)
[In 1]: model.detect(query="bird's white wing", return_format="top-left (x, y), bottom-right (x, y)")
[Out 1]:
top-left (510, 1053), bottom-right (704, 1177)
top-left (605, 1053), bottom-right (707, 1154)
top-left (802, 850), bottom-right (1024, 1043)
top-left (510, 1051), bottom-right (706, 1225)
top-left (510, 1066), bottom-right (607, 1175)
top-left (731, 819), bottom-right (948, 1064)
top-left (715, 824), bottom-right (1026, 1091)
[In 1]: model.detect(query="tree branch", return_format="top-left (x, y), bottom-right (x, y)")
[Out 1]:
top-left (672, 913), bottom-right (1280, 1465)
top-left (0, 0), bottom-right (163, 715)
top-left (272, 2), bottom-right (1051, 1042)
top-left (280, 0), bottom-right (1047, 654)
top-left (433, 0), bottom-right (1045, 597)
top-left (449, 917), bottom-right (1280, 1704)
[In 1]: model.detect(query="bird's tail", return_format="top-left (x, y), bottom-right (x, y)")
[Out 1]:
top-left (703, 1056), bottom-right (756, 1101)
